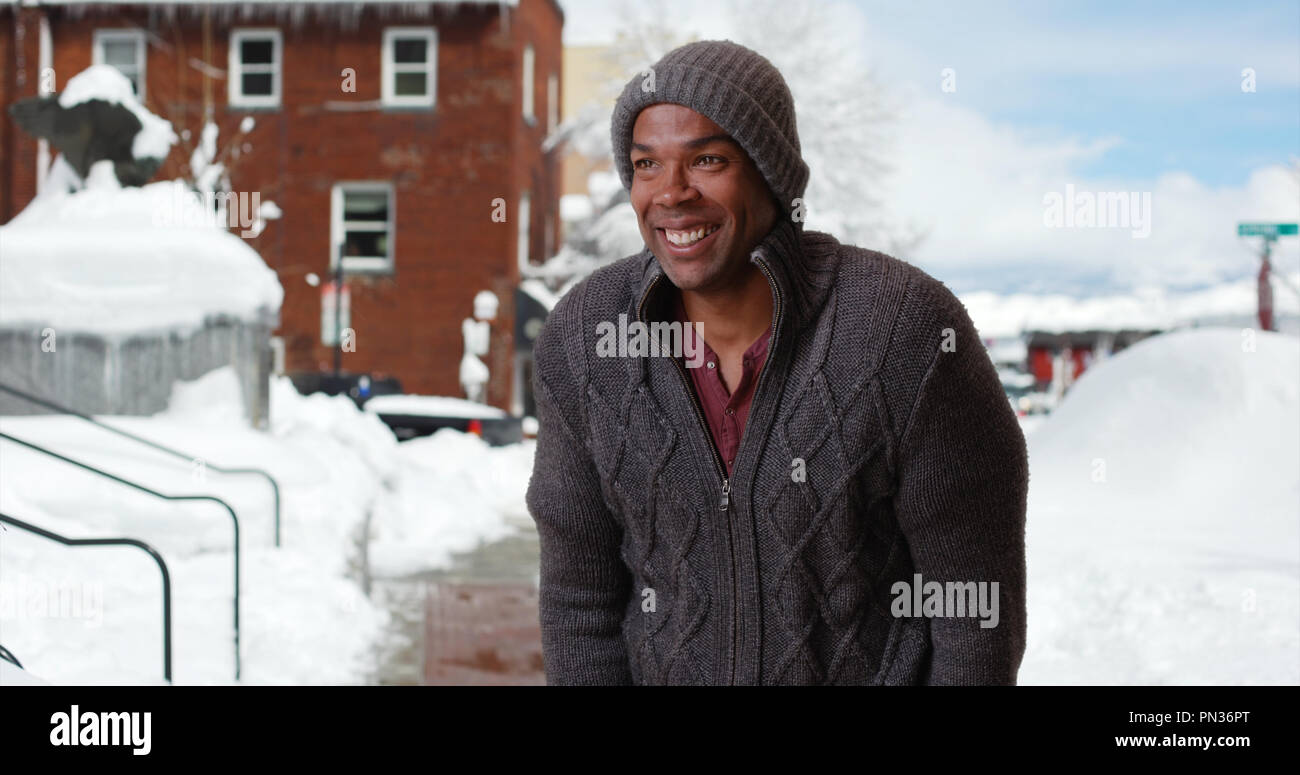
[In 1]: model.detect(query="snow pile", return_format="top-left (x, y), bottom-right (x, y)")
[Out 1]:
top-left (270, 376), bottom-right (400, 491)
top-left (0, 369), bottom-right (397, 684)
top-left (1020, 327), bottom-right (1299, 684)
top-left (366, 429), bottom-right (536, 578)
top-left (58, 64), bottom-right (177, 160)
top-left (0, 175), bottom-right (283, 335)
top-left (0, 367), bottom-right (538, 683)
top-left (159, 364), bottom-right (248, 426)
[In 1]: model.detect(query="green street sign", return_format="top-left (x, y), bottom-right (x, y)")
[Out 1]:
top-left (1238, 223), bottom-right (1298, 237)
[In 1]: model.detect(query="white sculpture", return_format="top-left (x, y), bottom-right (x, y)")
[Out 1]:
top-left (459, 290), bottom-right (499, 404)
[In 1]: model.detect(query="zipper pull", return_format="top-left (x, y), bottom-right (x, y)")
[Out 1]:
top-left (719, 478), bottom-right (730, 511)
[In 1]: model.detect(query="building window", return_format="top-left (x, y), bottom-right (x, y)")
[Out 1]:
top-left (522, 44), bottom-right (535, 124)
top-left (517, 190), bottom-right (531, 269)
top-left (331, 183), bottom-right (395, 274)
top-left (382, 27), bottom-right (437, 108)
top-left (229, 29), bottom-right (282, 108)
top-left (547, 72), bottom-right (558, 134)
top-left (93, 29), bottom-right (146, 99)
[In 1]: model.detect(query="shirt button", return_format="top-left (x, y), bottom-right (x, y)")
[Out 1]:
top-left (707, 361), bottom-right (716, 369)
top-left (725, 408), bottom-right (735, 416)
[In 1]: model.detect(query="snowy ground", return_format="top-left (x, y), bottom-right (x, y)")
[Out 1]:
top-left (3, 327), bottom-right (1294, 685)
top-left (1018, 327), bottom-right (1300, 684)
top-left (0, 368), bottom-right (534, 685)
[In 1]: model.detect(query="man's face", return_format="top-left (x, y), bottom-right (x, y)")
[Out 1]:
top-left (629, 103), bottom-right (778, 294)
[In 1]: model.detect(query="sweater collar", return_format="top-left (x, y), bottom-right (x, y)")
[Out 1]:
top-left (635, 217), bottom-right (831, 339)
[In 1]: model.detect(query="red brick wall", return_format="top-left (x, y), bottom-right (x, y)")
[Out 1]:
top-left (0, 0), bottom-right (564, 411)
top-left (1, 6), bottom-right (44, 220)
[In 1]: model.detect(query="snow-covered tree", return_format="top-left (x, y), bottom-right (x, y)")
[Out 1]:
top-left (534, 0), bottom-right (924, 293)
top-left (186, 116), bottom-right (281, 239)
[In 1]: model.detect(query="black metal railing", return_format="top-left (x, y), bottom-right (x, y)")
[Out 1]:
top-left (0, 381), bottom-right (282, 547)
top-left (0, 643), bottom-right (23, 669)
top-left (0, 512), bottom-right (172, 683)
top-left (0, 431), bottom-right (240, 679)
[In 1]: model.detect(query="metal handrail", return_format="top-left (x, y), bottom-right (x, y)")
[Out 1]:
top-left (0, 512), bottom-right (172, 683)
top-left (0, 381), bottom-right (282, 547)
top-left (0, 431), bottom-right (240, 679)
top-left (0, 643), bottom-right (23, 669)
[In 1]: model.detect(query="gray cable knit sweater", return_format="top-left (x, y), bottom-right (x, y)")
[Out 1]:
top-left (525, 217), bottom-right (1029, 685)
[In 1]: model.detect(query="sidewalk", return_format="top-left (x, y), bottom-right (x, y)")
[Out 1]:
top-left (369, 526), bottom-right (545, 685)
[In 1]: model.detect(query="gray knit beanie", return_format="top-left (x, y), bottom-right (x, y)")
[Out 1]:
top-left (610, 39), bottom-right (810, 221)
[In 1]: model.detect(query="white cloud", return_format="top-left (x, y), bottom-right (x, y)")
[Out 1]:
top-left (879, 89), bottom-right (1300, 293)
top-left (560, 0), bottom-right (1300, 295)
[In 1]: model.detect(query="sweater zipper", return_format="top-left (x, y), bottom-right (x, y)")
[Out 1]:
top-left (739, 256), bottom-right (785, 685)
top-left (638, 272), bottom-right (737, 682)
top-left (636, 256), bottom-right (786, 686)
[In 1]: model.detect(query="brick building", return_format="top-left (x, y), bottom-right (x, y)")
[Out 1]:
top-left (0, 0), bottom-right (564, 414)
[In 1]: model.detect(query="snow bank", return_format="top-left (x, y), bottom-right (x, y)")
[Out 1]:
top-left (0, 368), bottom-right (396, 684)
top-left (366, 429), bottom-right (536, 578)
top-left (1020, 327), bottom-right (1299, 684)
top-left (0, 366), bottom-right (539, 683)
top-left (58, 64), bottom-right (177, 159)
top-left (0, 177), bottom-right (283, 335)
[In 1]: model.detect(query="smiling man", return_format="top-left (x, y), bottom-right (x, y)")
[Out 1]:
top-left (526, 40), bottom-right (1029, 685)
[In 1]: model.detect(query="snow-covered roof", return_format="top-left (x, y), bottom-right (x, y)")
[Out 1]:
top-left (14, 1), bottom-right (524, 27)
top-left (959, 274), bottom-right (1300, 339)
top-left (0, 174), bottom-right (283, 335)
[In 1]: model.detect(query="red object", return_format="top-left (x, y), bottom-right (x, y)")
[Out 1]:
top-left (1027, 344), bottom-right (1094, 386)
top-left (673, 290), bottom-right (772, 477)
top-left (1259, 254), bottom-right (1275, 332)
top-left (467, 419), bottom-right (483, 437)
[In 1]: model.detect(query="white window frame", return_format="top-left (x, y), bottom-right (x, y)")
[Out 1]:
top-left (546, 72), bottom-right (558, 134)
top-left (93, 29), bottom-right (147, 100)
top-left (228, 28), bottom-right (282, 109)
top-left (382, 27), bottom-right (437, 108)
top-left (331, 182), bottom-right (396, 275)
top-left (522, 44), bottom-right (535, 124)
top-left (517, 191), bottom-right (531, 270)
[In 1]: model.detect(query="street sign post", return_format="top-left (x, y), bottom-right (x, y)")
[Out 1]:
top-left (1238, 223), bottom-right (1297, 333)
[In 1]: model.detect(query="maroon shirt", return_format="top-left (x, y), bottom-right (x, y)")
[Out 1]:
top-left (673, 290), bottom-right (772, 477)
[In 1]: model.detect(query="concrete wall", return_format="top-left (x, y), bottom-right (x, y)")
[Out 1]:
top-left (0, 313), bottom-right (276, 428)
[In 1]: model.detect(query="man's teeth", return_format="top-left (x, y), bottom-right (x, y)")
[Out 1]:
top-left (665, 224), bottom-right (719, 246)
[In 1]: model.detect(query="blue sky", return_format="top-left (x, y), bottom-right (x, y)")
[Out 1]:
top-left (847, 0), bottom-right (1299, 187)
top-left (560, 0), bottom-right (1300, 294)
